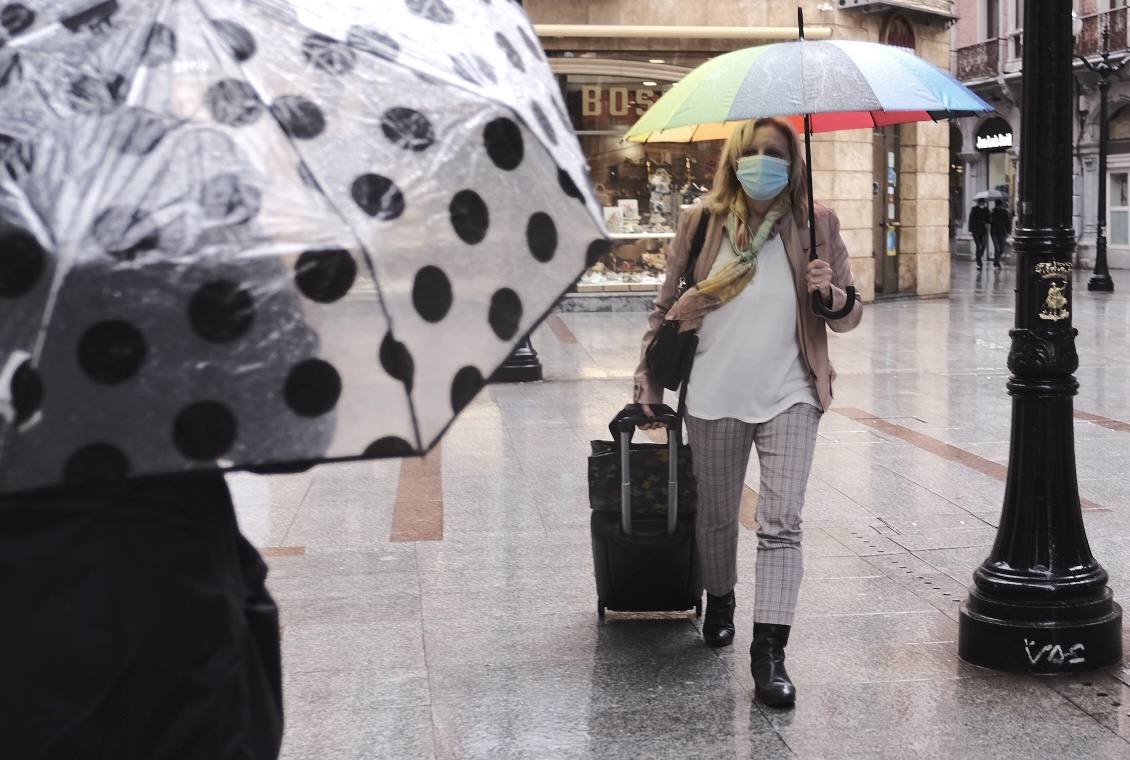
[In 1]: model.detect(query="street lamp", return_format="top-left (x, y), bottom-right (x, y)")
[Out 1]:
top-left (493, 0), bottom-right (545, 384)
top-left (1076, 15), bottom-right (1128, 292)
top-left (958, 0), bottom-right (1122, 673)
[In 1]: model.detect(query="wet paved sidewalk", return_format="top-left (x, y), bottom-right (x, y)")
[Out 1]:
top-left (232, 262), bottom-right (1130, 759)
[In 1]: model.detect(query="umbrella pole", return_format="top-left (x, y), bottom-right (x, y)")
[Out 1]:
top-left (803, 114), bottom-right (856, 319)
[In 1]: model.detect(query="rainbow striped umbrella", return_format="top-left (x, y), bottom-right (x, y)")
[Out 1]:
top-left (626, 14), bottom-right (991, 320)
top-left (625, 38), bottom-right (992, 143)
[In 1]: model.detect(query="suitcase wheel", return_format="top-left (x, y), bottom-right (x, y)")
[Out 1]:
top-left (598, 600), bottom-right (606, 618)
top-left (694, 600), bottom-right (702, 618)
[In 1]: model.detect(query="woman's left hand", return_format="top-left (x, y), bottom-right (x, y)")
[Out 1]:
top-left (806, 259), bottom-right (833, 304)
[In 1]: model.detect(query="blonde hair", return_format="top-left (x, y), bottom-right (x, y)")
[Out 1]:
top-left (703, 117), bottom-right (808, 228)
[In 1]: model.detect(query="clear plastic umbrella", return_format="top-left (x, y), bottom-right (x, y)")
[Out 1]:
top-left (0, 0), bottom-right (607, 492)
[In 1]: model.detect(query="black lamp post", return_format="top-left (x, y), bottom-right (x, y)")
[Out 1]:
top-left (958, 0), bottom-right (1122, 672)
top-left (1077, 18), bottom-right (1127, 292)
top-left (492, 0), bottom-right (544, 385)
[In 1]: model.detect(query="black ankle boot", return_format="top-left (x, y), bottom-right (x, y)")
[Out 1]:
top-left (702, 591), bottom-right (735, 648)
top-left (751, 623), bottom-right (796, 707)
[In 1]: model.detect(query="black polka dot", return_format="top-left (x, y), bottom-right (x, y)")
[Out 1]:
top-left (381, 108), bottom-right (434, 152)
top-left (530, 102), bottom-right (557, 144)
top-left (11, 360), bottom-right (42, 425)
top-left (517, 25), bottom-right (541, 60)
top-left (78, 320), bottom-right (147, 384)
top-left (294, 248), bottom-right (357, 303)
top-left (271, 95), bottom-right (325, 139)
top-left (586, 239), bottom-right (612, 268)
top-left (303, 33), bottom-right (356, 75)
top-left (0, 227), bottom-right (46, 297)
top-left (201, 174), bottom-right (262, 223)
top-left (284, 359), bottom-right (341, 417)
top-left (412, 266), bottom-right (452, 323)
top-left (526, 213), bottom-right (557, 263)
top-left (495, 32), bottom-right (524, 71)
top-left (488, 288), bottom-right (522, 341)
top-left (558, 168), bottom-right (582, 200)
top-left (142, 23), bottom-right (177, 66)
top-left (379, 332), bottom-right (415, 392)
top-left (0, 4), bottom-right (35, 36)
top-left (0, 133), bottom-right (34, 178)
top-left (450, 190), bottom-right (489, 245)
top-left (174, 401), bottom-right (237, 461)
top-left (407, 0), bottom-right (453, 24)
top-left (212, 19), bottom-right (257, 61)
top-left (364, 436), bottom-right (415, 457)
top-left (205, 79), bottom-right (263, 127)
top-left (484, 118), bottom-right (523, 171)
top-left (63, 443), bottom-right (130, 485)
top-left (351, 174), bottom-right (405, 220)
top-left (346, 26), bottom-right (399, 60)
top-left (451, 366), bottom-right (484, 414)
top-left (69, 73), bottom-right (126, 114)
top-left (189, 280), bottom-right (256, 343)
top-left (92, 206), bottom-right (160, 261)
top-left (113, 107), bottom-right (169, 154)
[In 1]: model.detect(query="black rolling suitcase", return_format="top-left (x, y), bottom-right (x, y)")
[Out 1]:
top-left (590, 404), bottom-right (703, 618)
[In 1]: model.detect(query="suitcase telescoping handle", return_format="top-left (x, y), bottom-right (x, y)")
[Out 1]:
top-left (612, 404), bottom-right (681, 537)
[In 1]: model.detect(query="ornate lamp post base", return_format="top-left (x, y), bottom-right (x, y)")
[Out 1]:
top-left (1087, 273), bottom-right (1115, 292)
top-left (491, 337), bottom-right (543, 383)
top-left (960, 589), bottom-right (1122, 672)
top-left (958, 2), bottom-right (1121, 674)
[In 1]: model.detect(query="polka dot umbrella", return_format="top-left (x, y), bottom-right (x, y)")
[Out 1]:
top-left (0, 0), bottom-right (606, 493)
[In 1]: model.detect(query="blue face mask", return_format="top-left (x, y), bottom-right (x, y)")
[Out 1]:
top-left (736, 155), bottom-right (790, 201)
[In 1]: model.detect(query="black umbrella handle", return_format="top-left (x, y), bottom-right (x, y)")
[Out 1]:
top-left (811, 287), bottom-right (857, 320)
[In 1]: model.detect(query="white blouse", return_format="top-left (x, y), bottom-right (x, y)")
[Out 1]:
top-left (685, 229), bottom-right (820, 423)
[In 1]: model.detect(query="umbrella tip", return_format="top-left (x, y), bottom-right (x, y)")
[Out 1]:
top-left (797, 7), bottom-right (805, 40)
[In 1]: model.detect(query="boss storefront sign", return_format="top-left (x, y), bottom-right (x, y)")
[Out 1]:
top-left (566, 80), bottom-right (670, 130)
top-left (976, 116), bottom-right (1013, 153)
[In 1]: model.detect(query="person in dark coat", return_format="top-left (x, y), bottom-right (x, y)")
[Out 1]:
top-left (968, 198), bottom-right (991, 269)
top-left (990, 199), bottom-right (1012, 269)
top-left (0, 472), bottom-right (283, 760)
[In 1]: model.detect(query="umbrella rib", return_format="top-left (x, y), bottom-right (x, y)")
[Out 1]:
top-left (187, 0), bottom-right (424, 453)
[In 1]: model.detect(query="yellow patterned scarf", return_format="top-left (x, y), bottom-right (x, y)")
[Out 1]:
top-left (667, 194), bottom-right (791, 327)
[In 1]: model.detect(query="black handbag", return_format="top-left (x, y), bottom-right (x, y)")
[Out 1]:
top-left (644, 211), bottom-right (710, 392)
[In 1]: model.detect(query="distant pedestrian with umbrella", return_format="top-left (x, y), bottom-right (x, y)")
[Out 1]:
top-left (625, 9), bottom-right (991, 708)
top-left (969, 198), bottom-right (991, 269)
top-left (990, 198), bottom-right (1012, 269)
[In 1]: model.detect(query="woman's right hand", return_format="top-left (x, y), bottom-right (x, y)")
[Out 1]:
top-left (638, 403), bottom-right (665, 430)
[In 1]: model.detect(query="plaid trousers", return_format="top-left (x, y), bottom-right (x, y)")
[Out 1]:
top-left (685, 403), bottom-right (821, 627)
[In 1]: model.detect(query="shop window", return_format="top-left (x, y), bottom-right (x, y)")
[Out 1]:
top-left (1109, 171), bottom-right (1129, 246)
top-left (984, 0), bottom-right (1000, 40)
top-left (559, 70), bottom-right (722, 292)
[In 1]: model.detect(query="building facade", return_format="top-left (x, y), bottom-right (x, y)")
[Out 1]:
top-left (952, 0), bottom-right (1130, 270)
top-left (525, 0), bottom-right (957, 303)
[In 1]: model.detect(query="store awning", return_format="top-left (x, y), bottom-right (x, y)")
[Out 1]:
top-left (837, 0), bottom-right (956, 19)
top-left (533, 24), bottom-right (833, 41)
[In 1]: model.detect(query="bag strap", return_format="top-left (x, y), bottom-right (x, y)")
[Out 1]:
top-left (677, 209), bottom-right (711, 294)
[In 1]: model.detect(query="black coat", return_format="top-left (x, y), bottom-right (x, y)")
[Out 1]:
top-left (991, 207), bottom-right (1012, 236)
top-left (0, 473), bottom-right (283, 760)
top-left (968, 205), bottom-right (990, 235)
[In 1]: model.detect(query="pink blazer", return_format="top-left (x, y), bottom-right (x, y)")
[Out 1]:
top-left (633, 202), bottom-right (863, 410)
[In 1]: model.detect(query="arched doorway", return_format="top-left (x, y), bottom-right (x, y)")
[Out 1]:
top-left (884, 16), bottom-right (917, 51)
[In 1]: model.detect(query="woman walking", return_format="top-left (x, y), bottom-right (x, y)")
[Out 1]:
top-left (634, 117), bottom-right (862, 707)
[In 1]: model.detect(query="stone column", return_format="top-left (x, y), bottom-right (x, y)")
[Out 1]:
top-left (954, 151), bottom-right (981, 258)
